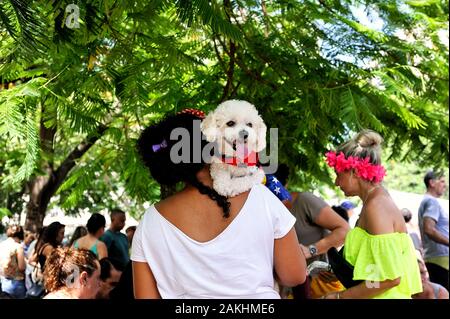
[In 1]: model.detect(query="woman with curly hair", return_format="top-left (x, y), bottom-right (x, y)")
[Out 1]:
top-left (43, 247), bottom-right (100, 299)
top-left (131, 109), bottom-right (306, 299)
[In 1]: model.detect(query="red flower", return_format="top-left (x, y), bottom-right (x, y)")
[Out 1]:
top-left (325, 151), bottom-right (386, 183)
top-left (325, 151), bottom-right (337, 167)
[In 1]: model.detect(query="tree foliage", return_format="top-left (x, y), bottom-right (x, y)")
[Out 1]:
top-left (0, 0), bottom-right (448, 226)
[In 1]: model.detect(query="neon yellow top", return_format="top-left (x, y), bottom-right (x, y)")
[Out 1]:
top-left (343, 227), bottom-right (423, 299)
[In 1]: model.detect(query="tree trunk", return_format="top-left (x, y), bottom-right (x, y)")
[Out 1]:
top-left (24, 177), bottom-right (48, 232)
top-left (23, 125), bottom-right (107, 231)
top-left (24, 106), bottom-right (56, 232)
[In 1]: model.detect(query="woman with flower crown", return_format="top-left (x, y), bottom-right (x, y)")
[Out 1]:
top-left (323, 129), bottom-right (422, 299)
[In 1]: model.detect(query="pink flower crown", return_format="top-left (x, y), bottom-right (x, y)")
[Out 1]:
top-left (325, 151), bottom-right (386, 183)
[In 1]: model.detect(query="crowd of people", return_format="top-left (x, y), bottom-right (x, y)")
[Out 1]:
top-left (0, 108), bottom-right (448, 299)
top-left (0, 209), bottom-right (134, 299)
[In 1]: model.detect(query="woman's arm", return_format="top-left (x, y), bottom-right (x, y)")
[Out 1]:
top-left (274, 228), bottom-right (307, 287)
top-left (42, 245), bottom-right (54, 258)
top-left (97, 242), bottom-right (108, 259)
top-left (324, 278), bottom-right (401, 299)
top-left (300, 206), bottom-right (350, 258)
top-left (423, 217), bottom-right (449, 246)
top-left (132, 261), bottom-right (161, 299)
top-left (28, 249), bottom-right (38, 264)
top-left (16, 245), bottom-right (26, 272)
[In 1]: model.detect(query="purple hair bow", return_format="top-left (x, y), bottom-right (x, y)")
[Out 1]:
top-left (152, 139), bottom-right (168, 152)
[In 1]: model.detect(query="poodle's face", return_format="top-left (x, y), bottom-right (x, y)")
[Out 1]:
top-left (201, 100), bottom-right (267, 158)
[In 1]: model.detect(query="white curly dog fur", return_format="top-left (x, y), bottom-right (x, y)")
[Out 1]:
top-left (200, 100), bottom-right (267, 197)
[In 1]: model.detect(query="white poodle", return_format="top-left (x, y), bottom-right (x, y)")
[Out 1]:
top-left (200, 100), bottom-right (267, 197)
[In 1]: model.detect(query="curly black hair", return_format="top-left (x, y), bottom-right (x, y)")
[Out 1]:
top-left (137, 112), bottom-right (231, 217)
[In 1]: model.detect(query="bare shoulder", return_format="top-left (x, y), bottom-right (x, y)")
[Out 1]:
top-left (98, 240), bottom-right (107, 249)
top-left (76, 235), bottom-right (88, 246)
top-left (154, 193), bottom-right (181, 216)
top-left (43, 244), bottom-right (54, 256)
top-left (363, 196), bottom-right (397, 235)
top-left (155, 189), bottom-right (205, 219)
top-left (97, 241), bottom-right (108, 258)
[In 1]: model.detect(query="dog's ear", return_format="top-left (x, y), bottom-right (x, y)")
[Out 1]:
top-left (255, 115), bottom-right (267, 152)
top-left (200, 111), bottom-right (218, 143)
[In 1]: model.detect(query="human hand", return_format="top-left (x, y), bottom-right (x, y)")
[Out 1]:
top-left (300, 244), bottom-right (311, 259)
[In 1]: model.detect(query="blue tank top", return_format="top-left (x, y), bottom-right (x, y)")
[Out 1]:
top-left (74, 239), bottom-right (99, 257)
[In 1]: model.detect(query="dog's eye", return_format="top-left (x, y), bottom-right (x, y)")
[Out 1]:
top-left (247, 122), bottom-right (253, 128)
top-left (226, 121), bottom-right (235, 127)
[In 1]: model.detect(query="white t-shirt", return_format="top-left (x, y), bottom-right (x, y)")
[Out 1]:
top-left (131, 184), bottom-right (296, 299)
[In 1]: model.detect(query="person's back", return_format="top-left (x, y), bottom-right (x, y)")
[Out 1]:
top-left (357, 190), bottom-right (407, 234)
top-left (73, 236), bottom-right (102, 257)
top-left (0, 226), bottom-right (26, 298)
top-left (133, 183), bottom-right (300, 298)
top-left (131, 110), bottom-right (306, 299)
top-left (73, 213), bottom-right (107, 259)
top-left (0, 238), bottom-right (24, 280)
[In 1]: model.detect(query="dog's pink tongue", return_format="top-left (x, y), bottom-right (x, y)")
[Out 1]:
top-left (236, 143), bottom-right (249, 160)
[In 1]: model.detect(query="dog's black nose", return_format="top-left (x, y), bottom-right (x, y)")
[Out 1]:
top-left (239, 129), bottom-right (249, 140)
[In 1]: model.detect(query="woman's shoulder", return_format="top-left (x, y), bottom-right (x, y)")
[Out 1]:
top-left (254, 182), bottom-right (282, 198)
top-left (2, 239), bottom-right (20, 251)
top-left (42, 244), bottom-right (55, 255)
top-left (96, 239), bottom-right (107, 250)
top-left (76, 235), bottom-right (95, 247)
top-left (155, 190), bottom-right (192, 212)
top-left (138, 204), bottom-right (161, 225)
top-left (11, 240), bottom-right (22, 250)
top-left (363, 196), bottom-right (405, 235)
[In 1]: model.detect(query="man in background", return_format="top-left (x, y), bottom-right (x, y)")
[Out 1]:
top-left (100, 209), bottom-right (130, 271)
top-left (418, 170), bottom-right (449, 290)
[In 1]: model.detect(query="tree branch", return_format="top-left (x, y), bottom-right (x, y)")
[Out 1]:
top-left (220, 39), bottom-right (236, 102)
top-left (213, 37), bottom-right (227, 73)
top-left (234, 57), bottom-right (278, 90)
top-left (39, 99), bottom-right (56, 171)
top-left (261, 0), bottom-right (269, 37)
top-left (40, 124), bottom-right (108, 208)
